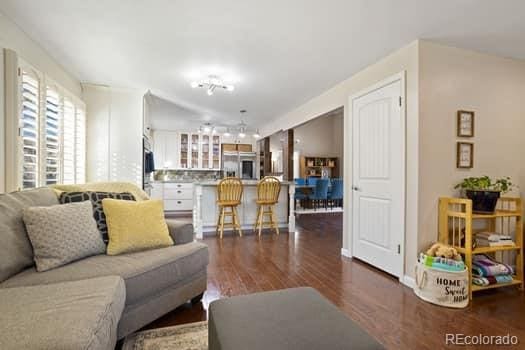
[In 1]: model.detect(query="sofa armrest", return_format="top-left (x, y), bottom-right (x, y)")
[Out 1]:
top-left (166, 219), bottom-right (194, 245)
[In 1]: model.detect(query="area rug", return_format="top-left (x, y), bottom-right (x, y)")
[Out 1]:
top-left (122, 321), bottom-right (208, 350)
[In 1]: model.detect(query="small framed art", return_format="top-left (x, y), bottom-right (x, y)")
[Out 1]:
top-left (457, 142), bottom-right (474, 169)
top-left (457, 110), bottom-right (474, 137)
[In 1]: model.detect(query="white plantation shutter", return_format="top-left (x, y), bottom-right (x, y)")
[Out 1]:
top-left (18, 62), bottom-right (87, 188)
top-left (20, 70), bottom-right (40, 189)
top-left (44, 87), bottom-right (62, 185)
top-left (62, 99), bottom-right (76, 184)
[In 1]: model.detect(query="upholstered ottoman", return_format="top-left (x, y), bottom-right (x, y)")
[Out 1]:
top-left (209, 287), bottom-right (383, 350)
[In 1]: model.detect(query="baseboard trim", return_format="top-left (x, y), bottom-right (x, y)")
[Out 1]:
top-left (340, 248), bottom-right (351, 258)
top-left (401, 275), bottom-right (415, 289)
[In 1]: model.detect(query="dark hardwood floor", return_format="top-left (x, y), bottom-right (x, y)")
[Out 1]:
top-left (146, 213), bottom-right (525, 349)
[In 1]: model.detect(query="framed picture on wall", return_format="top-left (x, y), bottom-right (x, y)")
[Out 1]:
top-left (457, 142), bottom-right (474, 168)
top-left (457, 110), bottom-right (475, 137)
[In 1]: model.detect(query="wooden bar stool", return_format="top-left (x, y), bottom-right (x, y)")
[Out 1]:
top-left (254, 176), bottom-right (281, 236)
top-left (216, 177), bottom-right (243, 239)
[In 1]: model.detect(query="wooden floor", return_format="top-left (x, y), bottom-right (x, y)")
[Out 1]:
top-left (146, 213), bottom-right (525, 349)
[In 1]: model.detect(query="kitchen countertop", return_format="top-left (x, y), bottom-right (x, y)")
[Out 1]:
top-left (196, 180), bottom-right (291, 186)
top-left (152, 179), bottom-right (198, 183)
top-left (153, 179), bottom-right (291, 185)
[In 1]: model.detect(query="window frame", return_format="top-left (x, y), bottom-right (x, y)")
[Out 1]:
top-left (17, 60), bottom-right (86, 189)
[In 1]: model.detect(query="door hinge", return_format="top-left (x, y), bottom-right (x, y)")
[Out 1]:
top-left (398, 96), bottom-right (402, 107)
top-left (397, 244), bottom-right (401, 254)
top-left (17, 67), bottom-right (21, 76)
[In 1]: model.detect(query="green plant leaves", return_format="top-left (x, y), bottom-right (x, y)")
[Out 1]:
top-left (454, 176), bottom-right (515, 194)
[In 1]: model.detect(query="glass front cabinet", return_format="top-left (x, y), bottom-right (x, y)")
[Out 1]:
top-left (212, 135), bottom-right (220, 169)
top-left (178, 132), bottom-right (221, 169)
top-left (179, 133), bottom-right (189, 168)
top-left (190, 134), bottom-right (200, 168)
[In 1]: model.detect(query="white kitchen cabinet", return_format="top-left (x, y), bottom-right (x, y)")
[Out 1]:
top-left (165, 133), bottom-right (178, 168)
top-left (155, 130), bottom-right (220, 170)
top-left (151, 181), bottom-right (194, 212)
top-left (150, 182), bottom-right (164, 199)
top-left (201, 134), bottom-right (221, 169)
top-left (190, 133), bottom-right (200, 168)
top-left (194, 134), bottom-right (221, 169)
top-left (211, 135), bottom-right (221, 169)
top-left (179, 133), bottom-right (190, 169)
top-left (153, 130), bottom-right (178, 169)
top-left (179, 132), bottom-right (200, 168)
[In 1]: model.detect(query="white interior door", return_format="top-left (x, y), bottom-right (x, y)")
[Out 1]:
top-left (351, 77), bottom-right (404, 277)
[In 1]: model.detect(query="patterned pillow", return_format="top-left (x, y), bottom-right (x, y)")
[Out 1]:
top-left (23, 201), bottom-right (106, 271)
top-left (59, 191), bottom-right (136, 243)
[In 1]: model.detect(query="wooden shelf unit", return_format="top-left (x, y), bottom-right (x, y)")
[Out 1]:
top-left (300, 156), bottom-right (339, 178)
top-left (438, 197), bottom-right (524, 300)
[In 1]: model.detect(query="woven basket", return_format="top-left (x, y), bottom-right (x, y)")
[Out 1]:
top-left (414, 262), bottom-right (469, 308)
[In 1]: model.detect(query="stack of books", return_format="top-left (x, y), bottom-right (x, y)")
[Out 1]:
top-left (475, 232), bottom-right (515, 247)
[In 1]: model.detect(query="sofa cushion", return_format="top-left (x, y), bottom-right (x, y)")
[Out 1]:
top-left (0, 276), bottom-right (125, 350)
top-left (166, 218), bottom-right (194, 245)
top-left (0, 188), bottom-right (59, 282)
top-left (23, 201), bottom-right (106, 271)
top-left (103, 199), bottom-right (174, 255)
top-left (1, 242), bottom-right (209, 307)
top-left (59, 191), bottom-right (136, 243)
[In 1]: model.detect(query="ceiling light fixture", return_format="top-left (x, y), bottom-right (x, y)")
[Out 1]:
top-left (190, 75), bottom-right (235, 95)
top-left (237, 110), bottom-right (248, 138)
top-left (203, 123), bottom-right (212, 133)
top-left (196, 110), bottom-right (259, 138)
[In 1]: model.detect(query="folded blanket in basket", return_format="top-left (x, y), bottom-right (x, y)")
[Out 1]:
top-left (419, 253), bottom-right (465, 272)
top-left (472, 274), bottom-right (513, 286)
top-left (472, 254), bottom-right (514, 277)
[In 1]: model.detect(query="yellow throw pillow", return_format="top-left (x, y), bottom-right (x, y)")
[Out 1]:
top-left (102, 199), bottom-right (173, 255)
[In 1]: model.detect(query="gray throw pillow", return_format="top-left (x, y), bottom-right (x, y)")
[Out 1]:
top-left (23, 201), bottom-right (106, 272)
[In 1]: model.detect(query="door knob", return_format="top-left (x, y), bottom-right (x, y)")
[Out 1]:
top-left (352, 186), bottom-right (361, 192)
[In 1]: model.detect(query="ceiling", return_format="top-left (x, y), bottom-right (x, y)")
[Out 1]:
top-left (2, 0), bottom-right (525, 128)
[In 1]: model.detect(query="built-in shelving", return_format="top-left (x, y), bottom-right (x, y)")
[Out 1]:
top-left (300, 156), bottom-right (339, 178)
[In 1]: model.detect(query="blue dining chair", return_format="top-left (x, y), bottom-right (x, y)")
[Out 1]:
top-left (307, 177), bottom-right (318, 187)
top-left (308, 178), bottom-right (329, 210)
top-left (329, 178), bottom-right (343, 209)
top-left (294, 178), bottom-right (306, 186)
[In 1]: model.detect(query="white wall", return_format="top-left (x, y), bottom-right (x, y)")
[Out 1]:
top-left (0, 11), bottom-right (81, 97)
top-left (261, 41), bottom-right (420, 280)
top-left (83, 84), bottom-right (144, 186)
top-left (0, 11), bottom-right (82, 192)
top-left (294, 112), bottom-right (344, 168)
top-left (0, 49), bottom-right (4, 193)
top-left (418, 41), bottom-right (525, 252)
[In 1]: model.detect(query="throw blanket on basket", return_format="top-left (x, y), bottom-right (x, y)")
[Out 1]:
top-left (419, 253), bottom-right (465, 272)
top-left (472, 254), bottom-right (514, 277)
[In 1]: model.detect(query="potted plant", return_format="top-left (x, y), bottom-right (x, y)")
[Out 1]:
top-left (454, 176), bottom-right (515, 214)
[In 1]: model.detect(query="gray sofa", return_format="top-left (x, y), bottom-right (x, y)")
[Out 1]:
top-left (0, 187), bottom-right (209, 350)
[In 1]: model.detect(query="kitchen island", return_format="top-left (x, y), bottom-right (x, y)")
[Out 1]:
top-left (193, 180), bottom-right (295, 238)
